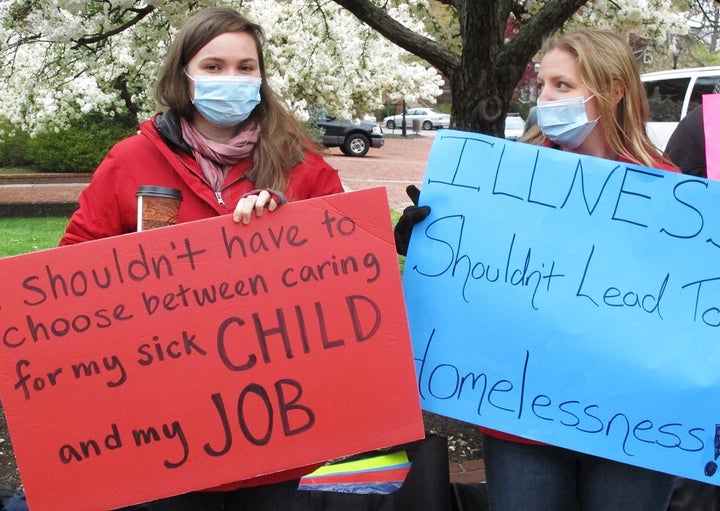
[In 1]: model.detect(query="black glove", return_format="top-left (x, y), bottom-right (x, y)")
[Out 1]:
top-left (394, 185), bottom-right (431, 256)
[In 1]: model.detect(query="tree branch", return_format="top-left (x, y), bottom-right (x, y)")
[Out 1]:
top-left (72, 5), bottom-right (154, 49)
top-left (501, 0), bottom-right (589, 66)
top-left (329, 0), bottom-right (462, 77)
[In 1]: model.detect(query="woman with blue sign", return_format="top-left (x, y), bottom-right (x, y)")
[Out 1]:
top-left (483, 28), bottom-right (680, 511)
top-left (395, 28), bottom-right (681, 511)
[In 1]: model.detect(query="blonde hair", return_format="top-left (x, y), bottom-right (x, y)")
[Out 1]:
top-left (155, 7), bottom-right (320, 195)
top-left (524, 29), bottom-right (673, 168)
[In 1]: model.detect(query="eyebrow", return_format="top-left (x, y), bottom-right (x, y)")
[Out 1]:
top-left (198, 56), bottom-right (259, 64)
top-left (540, 73), bottom-right (576, 84)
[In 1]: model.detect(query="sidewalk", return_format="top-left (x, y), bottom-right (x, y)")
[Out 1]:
top-left (0, 173), bottom-right (90, 216)
top-left (449, 459), bottom-right (486, 484)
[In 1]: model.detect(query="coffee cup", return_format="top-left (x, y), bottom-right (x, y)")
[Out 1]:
top-left (136, 186), bottom-right (183, 231)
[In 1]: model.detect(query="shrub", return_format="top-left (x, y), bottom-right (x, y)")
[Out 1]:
top-left (0, 113), bottom-right (137, 173)
top-left (0, 118), bottom-right (32, 168)
top-left (303, 117), bottom-right (325, 145)
top-left (25, 114), bottom-right (137, 173)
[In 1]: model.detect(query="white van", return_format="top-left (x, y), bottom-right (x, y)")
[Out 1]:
top-left (641, 66), bottom-right (720, 150)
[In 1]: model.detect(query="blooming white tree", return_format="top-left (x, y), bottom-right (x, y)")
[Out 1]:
top-left (0, 0), bottom-right (691, 135)
top-left (0, 0), bottom-right (444, 132)
top-left (570, 0), bottom-right (688, 45)
top-left (671, 0), bottom-right (720, 66)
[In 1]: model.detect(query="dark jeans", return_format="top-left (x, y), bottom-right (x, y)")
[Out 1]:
top-left (483, 435), bottom-right (676, 511)
top-left (668, 477), bottom-right (720, 511)
top-left (113, 479), bottom-right (299, 511)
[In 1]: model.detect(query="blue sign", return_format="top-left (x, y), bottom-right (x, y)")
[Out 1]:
top-left (402, 129), bottom-right (720, 484)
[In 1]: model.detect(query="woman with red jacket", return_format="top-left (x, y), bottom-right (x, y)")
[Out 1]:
top-left (61, 7), bottom-right (342, 245)
top-left (60, 7), bottom-right (342, 511)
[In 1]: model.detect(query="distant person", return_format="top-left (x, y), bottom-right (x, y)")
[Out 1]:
top-left (664, 105), bottom-right (705, 177)
top-left (60, 7), bottom-right (342, 511)
top-left (664, 82), bottom-right (720, 511)
top-left (664, 81), bottom-right (719, 178)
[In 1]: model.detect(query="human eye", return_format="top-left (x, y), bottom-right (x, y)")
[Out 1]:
top-left (237, 60), bottom-right (258, 74)
top-left (196, 58), bottom-right (225, 73)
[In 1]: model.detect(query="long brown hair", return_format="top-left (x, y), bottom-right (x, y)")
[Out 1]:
top-left (524, 29), bottom-right (673, 168)
top-left (155, 7), bottom-right (320, 194)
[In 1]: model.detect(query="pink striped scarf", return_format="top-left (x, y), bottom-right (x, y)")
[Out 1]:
top-left (180, 118), bottom-right (260, 192)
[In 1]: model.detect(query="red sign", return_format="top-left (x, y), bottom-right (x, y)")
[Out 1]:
top-left (0, 188), bottom-right (424, 511)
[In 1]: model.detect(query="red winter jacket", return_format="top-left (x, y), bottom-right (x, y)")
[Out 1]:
top-left (59, 111), bottom-right (343, 490)
top-left (61, 111), bottom-right (343, 244)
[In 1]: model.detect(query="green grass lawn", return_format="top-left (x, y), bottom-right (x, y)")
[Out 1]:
top-left (0, 212), bottom-right (406, 269)
top-left (0, 217), bottom-right (69, 257)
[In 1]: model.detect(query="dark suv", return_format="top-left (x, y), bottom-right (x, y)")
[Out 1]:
top-left (317, 115), bottom-right (384, 157)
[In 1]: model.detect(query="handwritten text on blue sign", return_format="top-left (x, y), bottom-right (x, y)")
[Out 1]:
top-left (402, 130), bottom-right (720, 485)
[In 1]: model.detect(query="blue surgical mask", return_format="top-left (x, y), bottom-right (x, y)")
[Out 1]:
top-left (536, 95), bottom-right (599, 149)
top-left (187, 74), bottom-right (262, 127)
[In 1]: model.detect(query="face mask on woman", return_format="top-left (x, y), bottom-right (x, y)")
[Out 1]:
top-left (536, 95), bottom-right (599, 149)
top-left (187, 74), bottom-right (262, 127)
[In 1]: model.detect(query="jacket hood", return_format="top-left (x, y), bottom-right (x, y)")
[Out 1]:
top-left (153, 110), bottom-right (193, 154)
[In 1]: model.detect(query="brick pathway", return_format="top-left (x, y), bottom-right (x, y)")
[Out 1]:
top-left (449, 459), bottom-right (486, 484)
top-left (325, 132), bottom-right (435, 210)
top-left (0, 131), bottom-right (487, 485)
top-left (0, 174), bottom-right (90, 205)
top-left (0, 133), bottom-right (435, 214)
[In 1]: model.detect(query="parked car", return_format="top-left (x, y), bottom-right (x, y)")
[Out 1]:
top-left (504, 114), bottom-right (526, 140)
top-left (641, 66), bottom-right (720, 150)
top-left (317, 115), bottom-right (384, 157)
top-left (383, 108), bottom-right (450, 130)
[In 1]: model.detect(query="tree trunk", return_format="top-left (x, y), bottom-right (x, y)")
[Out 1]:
top-left (331, 0), bottom-right (590, 136)
top-left (449, 2), bottom-right (503, 135)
